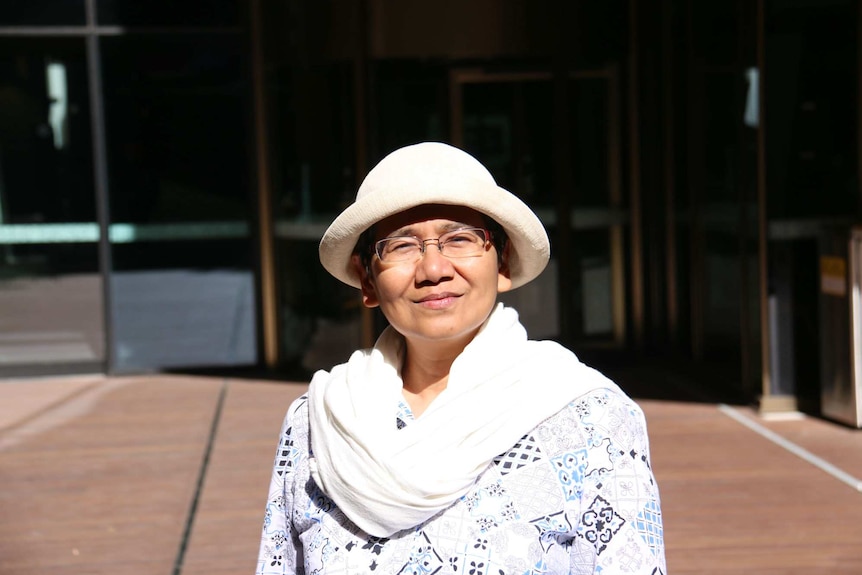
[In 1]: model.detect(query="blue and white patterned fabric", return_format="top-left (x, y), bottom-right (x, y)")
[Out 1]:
top-left (256, 388), bottom-right (666, 575)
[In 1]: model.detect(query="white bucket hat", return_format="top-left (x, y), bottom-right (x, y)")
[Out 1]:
top-left (318, 141), bottom-right (550, 290)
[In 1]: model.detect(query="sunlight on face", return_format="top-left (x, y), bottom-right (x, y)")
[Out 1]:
top-left (356, 205), bottom-right (512, 352)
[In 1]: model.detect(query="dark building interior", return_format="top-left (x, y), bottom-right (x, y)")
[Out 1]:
top-left (0, 0), bottom-right (860, 426)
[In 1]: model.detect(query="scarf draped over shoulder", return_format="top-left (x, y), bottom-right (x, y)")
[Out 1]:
top-left (308, 303), bottom-right (620, 537)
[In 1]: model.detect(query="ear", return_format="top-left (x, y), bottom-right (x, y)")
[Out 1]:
top-left (497, 242), bottom-right (513, 293)
top-left (351, 254), bottom-right (380, 308)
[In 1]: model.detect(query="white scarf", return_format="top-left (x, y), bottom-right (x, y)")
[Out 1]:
top-left (308, 303), bottom-right (618, 537)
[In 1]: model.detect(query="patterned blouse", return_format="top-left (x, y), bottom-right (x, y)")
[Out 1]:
top-left (256, 387), bottom-right (666, 575)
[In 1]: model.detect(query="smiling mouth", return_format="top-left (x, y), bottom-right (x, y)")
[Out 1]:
top-left (415, 292), bottom-right (460, 303)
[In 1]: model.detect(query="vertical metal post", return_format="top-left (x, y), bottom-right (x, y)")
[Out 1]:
top-left (850, 230), bottom-right (862, 427)
top-left (448, 70), bottom-right (464, 147)
top-left (662, 0), bottom-right (678, 348)
top-left (249, 0), bottom-right (279, 368)
top-left (736, 0), bottom-right (753, 396)
top-left (608, 66), bottom-right (627, 347)
top-left (755, 0), bottom-right (777, 410)
top-left (628, 0), bottom-right (645, 350)
top-left (858, 0), bottom-right (862, 218)
top-left (552, 6), bottom-right (574, 342)
top-left (355, 0), bottom-right (376, 349)
top-left (685, 0), bottom-right (705, 361)
top-left (84, 0), bottom-right (115, 372)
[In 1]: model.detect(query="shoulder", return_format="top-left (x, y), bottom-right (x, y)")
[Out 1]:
top-left (521, 345), bottom-right (651, 448)
top-left (307, 348), bottom-right (378, 393)
top-left (523, 340), bottom-right (635, 402)
top-left (285, 392), bottom-right (310, 420)
top-left (543, 387), bottom-right (653, 474)
top-left (277, 393), bottom-right (311, 445)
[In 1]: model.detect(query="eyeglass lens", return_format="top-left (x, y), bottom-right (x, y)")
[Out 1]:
top-left (375, 228), bottom-right (488, 263)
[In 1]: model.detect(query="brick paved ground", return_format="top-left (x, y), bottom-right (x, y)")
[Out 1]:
top-left (1, 371), bottom-right (860, 574)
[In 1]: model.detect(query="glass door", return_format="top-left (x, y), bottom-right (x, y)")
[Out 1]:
top-left (449, 68), bottom-right (626, 348)
top-left (0, 37), bottom-right (105, 374)
top-left (100, 33), bottom-right (256, 372)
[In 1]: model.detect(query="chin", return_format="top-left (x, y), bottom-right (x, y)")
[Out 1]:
top-left (409, 322), bottom-right (484, 344)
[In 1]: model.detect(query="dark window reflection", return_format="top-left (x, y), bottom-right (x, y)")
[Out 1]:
top-left (690, 2), bottom-right (741, 67)
top-left (702, 72), bottom-right (740, 204)
top-left (101, 34), bottom-right (250, 225)
top-left (571, 229), bottom-right (614, 339)
top-left (110, 239), bottom-right (250, 272)
top-left (375, 62), bottom-right (447, 160)
top-left (266, 63), bottom-right (356, 221)
top-left (101, 33), bottom-right (255, 371)
top-left (263, 59), bottom-right (360, 371)
top-left (96, 0), bottom-right (240, 27)
top-left (0, 37), bottom-right (103, 368)
top-left (576, 0), bottom-right (627, 68)
top-left (0, 0), bottom-right (86, 26)
top-left (462, 81), bottom-right (554, 209)
top-left (0, 39), bottom-right (95, 233)
top-left (110, 240), bottom-right (256, 370)
top-left (766, 0), bottom-right (857, 219)
top-left (260, 0), bottom-right (363, 372)
top-left (275, 237), bottom-right (359, 371)
top-left (569, 77), bottom-right (610, 208)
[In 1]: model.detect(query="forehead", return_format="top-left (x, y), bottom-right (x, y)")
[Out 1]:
top-left (373, 204), bottom-right (487, 239)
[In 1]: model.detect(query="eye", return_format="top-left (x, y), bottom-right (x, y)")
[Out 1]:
top-left (446, 232), bottom-right (475, 244)
top-left (382, 237), bottom-right (418, 253)
top-left (443, 229), bottom-right (484, 246)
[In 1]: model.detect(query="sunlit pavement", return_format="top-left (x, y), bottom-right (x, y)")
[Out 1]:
top-left (1, 371), bottom-right (861, 574)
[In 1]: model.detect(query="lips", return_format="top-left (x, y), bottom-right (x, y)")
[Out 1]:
top-left (414, 292), bottom-right (462, 310)
top-left (416, 292), bottom-right (460, 303)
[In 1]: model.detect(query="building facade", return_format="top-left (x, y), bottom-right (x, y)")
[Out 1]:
top-left (1, 0), bottom-right (859, 422)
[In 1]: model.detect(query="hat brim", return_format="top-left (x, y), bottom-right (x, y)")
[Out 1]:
top-left (319, 175), bottom-right (550, 290)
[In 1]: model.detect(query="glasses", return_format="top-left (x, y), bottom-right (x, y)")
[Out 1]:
top-left (373, 227), bottom-right (491, 264)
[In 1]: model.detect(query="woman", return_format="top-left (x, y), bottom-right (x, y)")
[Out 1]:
top-left (257, 142), bottom-right (666, 574)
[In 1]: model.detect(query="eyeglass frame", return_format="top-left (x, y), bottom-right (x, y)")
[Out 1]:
top-left (371, 227), bottom-right (493, 265)
top-left (354, 216), bottom-right (508, 273)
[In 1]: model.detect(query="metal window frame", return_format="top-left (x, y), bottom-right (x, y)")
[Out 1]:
top-left (0, 1), bottom-right (249, 375)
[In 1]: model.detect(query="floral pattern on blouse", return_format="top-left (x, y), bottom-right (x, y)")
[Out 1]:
top-left (256, 387), bottom-right (666, 575)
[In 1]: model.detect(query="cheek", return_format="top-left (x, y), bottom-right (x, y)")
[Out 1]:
top-left (368, 268), bottom-right (412, 301)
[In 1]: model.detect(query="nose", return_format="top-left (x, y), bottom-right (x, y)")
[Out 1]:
top-left (415, 240), bottom-right (453, 283)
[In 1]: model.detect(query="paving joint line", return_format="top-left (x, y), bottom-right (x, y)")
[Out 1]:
top-left (718, 403), bottom-right (862, 493)
top-left (173, 378), bottom-right (230, 575)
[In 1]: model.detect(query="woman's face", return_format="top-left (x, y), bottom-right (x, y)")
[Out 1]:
top-left (354, 204), bottom-right (512, 351)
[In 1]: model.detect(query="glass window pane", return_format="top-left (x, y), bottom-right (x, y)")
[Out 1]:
top-left (101, 34), bottom-right (255, 371)
top-left (266, 61), bottom-right (361, 370)
top-left (0, 38), bottom-right (104, 370)
top-left (765, 0), bottom-right (857, 219)
top-left (456, 73), bottom-right (621, 346)
top-left (568, 77), bottom-right (610, 208)
top-left (572, 229), bottom-right (615, 339)
top-left (462, 81), bottom-right (555, 210)
top-left (102, 35), bottom-right (249, 225)
top-left (702, 230), bottom-right (742, 363)
top-left (110, 240), bottom-right (255, 370)
top-left (0, 0), bottom-right (85, 26)
top-left (458, 78), bottom-right (560, 340)
top-left (275, 237), bottom-right (360, 375)
top-left (267, 63), bottom-right (357, 222)
top-left (96, 0), bottom-right (240, 27)
top-left (376, 62), bottom-right (447, 156)
top-left (261, 0), bottom-right (363, 370)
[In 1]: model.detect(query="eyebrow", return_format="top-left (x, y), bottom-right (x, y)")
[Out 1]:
top-left (386, 221), bottom-right (473, 238)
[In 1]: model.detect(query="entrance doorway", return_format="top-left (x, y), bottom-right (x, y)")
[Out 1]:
top-left (449, 68), bottom-right (628, 349)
